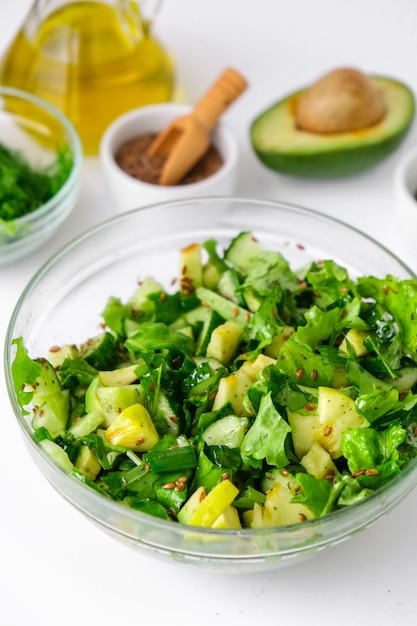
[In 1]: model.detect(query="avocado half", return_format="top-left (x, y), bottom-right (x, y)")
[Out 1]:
top-left (250, 76), bottom-right (415, 178)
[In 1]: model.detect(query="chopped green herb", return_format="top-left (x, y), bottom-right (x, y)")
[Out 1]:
top-left (0, 142), bottom-right (73, 221)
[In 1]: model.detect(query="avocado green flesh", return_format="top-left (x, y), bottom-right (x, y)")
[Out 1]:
top-left (250, 76), bottom-right (415, 178)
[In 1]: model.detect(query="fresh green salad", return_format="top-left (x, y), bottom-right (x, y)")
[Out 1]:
top-left (11, 231), bottom-right (417, 529)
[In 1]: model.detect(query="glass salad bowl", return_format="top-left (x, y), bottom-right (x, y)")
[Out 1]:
top-left (5, 197), bottom-right (417, 573)
top-left (0, 86), bottom-right (82, 265)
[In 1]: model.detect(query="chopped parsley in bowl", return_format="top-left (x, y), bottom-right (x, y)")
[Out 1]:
top-left (0, 86), bottom-right (82, 265)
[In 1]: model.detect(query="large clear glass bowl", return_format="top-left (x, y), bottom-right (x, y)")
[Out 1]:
top-left (5, 197), bottom-right (417, 572)
top-left (0, 86), bottom-right (82, 265)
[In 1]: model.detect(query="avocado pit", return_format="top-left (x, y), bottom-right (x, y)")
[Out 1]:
top-left (295, 68), bottom-right (386, 134)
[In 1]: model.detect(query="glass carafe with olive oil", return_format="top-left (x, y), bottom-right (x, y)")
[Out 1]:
top-left (0, 1), bottom-right (175, 154)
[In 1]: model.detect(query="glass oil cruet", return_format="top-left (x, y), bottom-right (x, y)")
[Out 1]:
top-left (0, 0), bottom-right (175, 154)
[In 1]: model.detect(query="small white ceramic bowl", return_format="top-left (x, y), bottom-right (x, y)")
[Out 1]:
top-left (100, 103), bottom-right (239, 212)
top-left (394, 145), bottom-right (417, 214)
top-left (393, 145), bottom-right (417, 255)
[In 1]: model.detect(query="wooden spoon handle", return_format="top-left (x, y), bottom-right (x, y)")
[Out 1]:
top-left (193, 67), bottom-right (248, 131)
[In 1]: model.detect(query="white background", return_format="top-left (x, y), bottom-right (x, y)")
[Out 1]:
top-left (1, 1), bottom-right (417, 624)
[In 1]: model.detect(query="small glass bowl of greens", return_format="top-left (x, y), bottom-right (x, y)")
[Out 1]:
top-left (0, 86), bottom-right (82, 265)
top-left (5, 197), bottom-right (417, 572)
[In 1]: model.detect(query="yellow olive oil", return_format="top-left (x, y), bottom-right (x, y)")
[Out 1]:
top-left (0, 2), bottom-right (175, 154)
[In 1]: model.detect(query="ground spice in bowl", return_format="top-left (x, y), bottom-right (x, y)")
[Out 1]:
top-left (115, 133), bottom-right (223, 186)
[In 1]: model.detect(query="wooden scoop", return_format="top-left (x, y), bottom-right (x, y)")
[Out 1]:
top-left (147, 67), bottom-right (248, 186)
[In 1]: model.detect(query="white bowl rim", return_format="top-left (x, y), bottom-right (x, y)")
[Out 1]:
top-left (99, 102), bottom-right (238, 191)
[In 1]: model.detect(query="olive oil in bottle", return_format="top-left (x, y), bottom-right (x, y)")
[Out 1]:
top-left (0, 1), bottom-right (175, 154)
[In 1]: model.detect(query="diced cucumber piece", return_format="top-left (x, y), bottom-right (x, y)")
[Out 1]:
top-left (239, 354), bottom-right (276, 379)
top-left (194, 356), bottom-right (225, 370)
top-left (79, 331), bottom-right (119, 370)
top-left (32, 389), bottom-right (70, 438)
top-left (96, 384), bottom-right (145, 427)
top-left (391, 366), bottom-right (417, 391)
top-left (195, 287), bottom-right (251, 327)
top-left (203, 415), bottom-right (250, 448)
top-left (300, 442), bottom-right (338, 479)
top-left (195, 309), bottom-right (224, 356)
top-left (212, 369), bottom-right (255, 417)
top-left (339, 329), bottom-right (375, 357)
top-left (74, 445), bottom-right (101, 480)
top-left (263, 326), bottom-right (294, 358)
top-left (184, 305), bottom-right (209, 327)
top-left (179, 242), bottom-right (203, 295)
top-left (98, 363), bottom-right (140, 387)
top-left (287, 409), bottom-right (319, 459)
top-left (206, 320), bottom-right (244, 365)
top-left (40, 439), bottom-right (73, 472)
top-left (249, 480), bottom-right (313, 528)
top-left (47, 344), bottom-right (79, 369)
top-left (32, 359), bottom-right (62, 406)
top-left (125, 318), bottom-right (141, 337)
top-left (202, 262), bottom-right (221, 290)
top-left (169, 316), bottom-right (191, 332)
top-left (316, 386), bottom-right (367, 458)
top-left (211, 504), bottom-right (242, 529)
top-left (241, 287), bottom-right (263, 312)
top-left (224, 231), bottom-right (262, 273)
top-left (188, 357), bottom-right (227, 398)
top-left (217, 269), bottom-right (244, 305)
top-left (154, 391), bottom-right (180, 436)
top-left (84, 376), bottom-right (103, 415)
top-left (177, 326), bottom-right (194, 340)
top-left (68, 411), bottom-right (104, 437)
top-left (129, 277), bottom-right (164, 314)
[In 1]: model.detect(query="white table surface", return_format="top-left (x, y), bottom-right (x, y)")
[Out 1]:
top-left (1, 1), bottom-right (417, 624)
